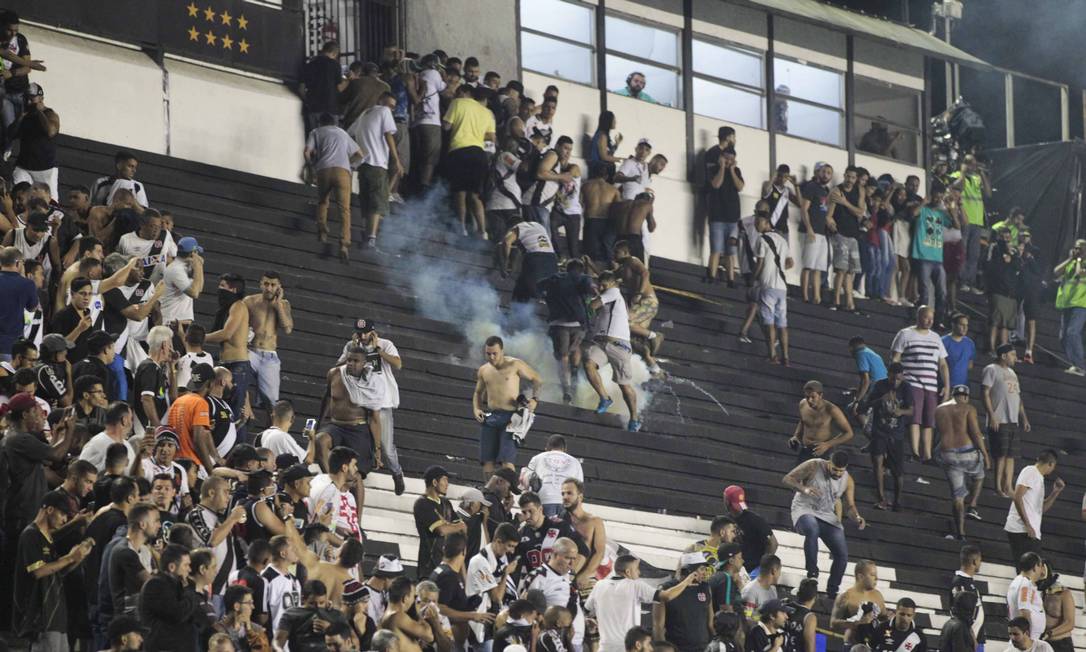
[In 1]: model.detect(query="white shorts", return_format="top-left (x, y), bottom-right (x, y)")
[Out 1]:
top-left (893, 219), bottom-right (912, 259)
top-left (801, 233), bottom-right (829, 272)
top-left (13, 166), bottom-right (59, 201)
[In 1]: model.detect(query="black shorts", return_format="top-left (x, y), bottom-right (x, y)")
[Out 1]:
top-left (988, 423), bottom-right (1019, 458)
top-left (320, 422), bottom-right (374, 477)
top-left (512, 252), bottom-right (559, 302)
top-left (869, 434), bottom-right (905, 475)
top-left (1022, 293), bottom-right (1041, 321)
top-left (445, 146), bottom-right (488, 194)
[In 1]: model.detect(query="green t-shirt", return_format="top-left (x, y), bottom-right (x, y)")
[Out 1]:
top-left (911, 206), bottom-right (950, 262)
top-left (1056, 260), bottom-right (1086, 310)
top-left (950, 171), bottom-right (985, 226)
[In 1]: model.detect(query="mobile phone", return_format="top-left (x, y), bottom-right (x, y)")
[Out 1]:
top-left (305, 418), bottom-right (317, 432)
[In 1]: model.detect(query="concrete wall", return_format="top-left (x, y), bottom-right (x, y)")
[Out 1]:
top-left (26, 24), bottom-right (305, 183)
top-left (405, 0), bottom-right (518, 83)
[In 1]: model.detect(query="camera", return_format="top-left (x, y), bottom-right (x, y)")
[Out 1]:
top-left (861, 601), bottom-right (875, 615)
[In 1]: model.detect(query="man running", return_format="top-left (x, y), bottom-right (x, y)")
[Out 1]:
top-left (244, 271), bottom-right (294, 410)
top-left (584, 271), bottom-right (641, 432)
top-left (612, 241), bottom-right (664, 376)
top-left (315, 346), bottom-right (380, 495)
top-left (472, 336), bottom-right (542, 478)
top-left (789, 380), bottom-right (853, 463)
top-left (502, 220), bottom-right (559, 304)
top-left (581, 176), bottom-right (620, 263)
top-left (935, 385), bottom-right (991, 540)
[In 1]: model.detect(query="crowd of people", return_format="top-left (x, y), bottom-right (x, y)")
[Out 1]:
top-left (0, 14), bottom-right (1081, 652)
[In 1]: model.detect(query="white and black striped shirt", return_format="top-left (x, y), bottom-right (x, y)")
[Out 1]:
top-left (891, 327), bottom-right (947, 392)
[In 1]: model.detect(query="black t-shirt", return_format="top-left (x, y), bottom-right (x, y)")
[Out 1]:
top-left (92, 473), bottom-right (123, 511)
top-left (734, 510), bottom-right (774, 573)
top-left (986, 241), bottom-right (1020, 298)
top-left (538, 272), bottom-right (594, 326)
top-left (515, 516), bottom-right (589, 575)
top-left (101, 288), bottom-right (134, 337)
top-left (800, 181), bottom-right (830, 235)
top-left (33, 361), bottom-right (67, 407)
top-left (859, 379), bottom-right (912, 440)
top-left (783, 602), bottom-right (813, 652)
top-left (73, 356), bottom-right (114, 401)
top-left (949, 572), bottom-right (984, 643)
top-left (871, 620), bottom-right (927, 652)
top-left (5, 34), bottom-right (30, 92)
top-left (15, 106), bottom-right (57, 171)
top-left (133, 358), bottom-right (168, 425)
top-left (746, 623), bottom-right (785, 652)
top-left (413, 495), bottom-right (459, 579)
top-left (705, 146), bottom-right (743, 223)
top-left (833, 184), bottom-right (862, 239)
top-left (483, 488), bottom-right (512, 539)
top-left (765, 185), bottom-right (790, 234)
top-left (302, 56), bottom-right (343, 113)
top-left (235, 565), bottom-right (268, 618)
top-left (84, 507), bottom-right (128, 608)
top-left (14, 523), bottom-right (67, 636)
top-left (708, 571), bottom-right (742, 613)
top-left (3, 429), bottom-right (51, 521)
top-left (109, 541), bottom-right (148, 615)
top-left (430, 562), bottom-right (479, 612)
top-left (278, 605), bottom-right (348, 651)
top-left (156, 508), bottom-right (179, 548)
top-left (75, 402), bottom-right (107, 437)
top-left (51, 305), bottom-right (95, 362)
top-left (660, 578), bottom-right (712, 652)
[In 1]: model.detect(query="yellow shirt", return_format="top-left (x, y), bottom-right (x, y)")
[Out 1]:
top-left (443, 97), bottom-right (495, 153)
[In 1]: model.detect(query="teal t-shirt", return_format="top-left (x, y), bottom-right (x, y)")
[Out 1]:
top-left (911, 206), bottom-right (950, 262)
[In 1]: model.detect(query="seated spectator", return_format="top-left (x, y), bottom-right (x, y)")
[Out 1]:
top-left (12, 83), bottom-right (59, 201)
top-left (92, 151), bottom-right (149, 208)
top-left (614, 71), bottom-right (657, 104)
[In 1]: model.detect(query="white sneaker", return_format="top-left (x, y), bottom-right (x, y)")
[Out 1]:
top-left (1065, 366), bottom-right (1086, 377)
top-left (852, 290), bottom-right (866, 300)
top-left (389, 193), bottom-right (404, 204)
top-left (970, 287), bottom-right (984, 295)
top-left (899, 299), bottom-right (915, 308)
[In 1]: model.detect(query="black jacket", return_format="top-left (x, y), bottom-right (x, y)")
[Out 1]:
top-left (138, 573), bottom-right (213, 652)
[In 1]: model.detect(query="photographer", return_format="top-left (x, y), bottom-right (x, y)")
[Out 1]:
top-left (1053, 239), bottom-right (1086, 376)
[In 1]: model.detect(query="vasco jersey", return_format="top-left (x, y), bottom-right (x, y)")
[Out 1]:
top-left (515, 516), bottom-right (589, 575)
top-left (870, 621), bottom-right (926, 652)
top-left (262, 565), bottom-right (302, 632)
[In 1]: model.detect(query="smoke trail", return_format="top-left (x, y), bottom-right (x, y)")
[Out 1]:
top-left (375, 185), bottom-right (655, 419)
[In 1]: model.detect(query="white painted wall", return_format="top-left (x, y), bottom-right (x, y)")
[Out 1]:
top-left (405, 0), bottom-right (518, 83)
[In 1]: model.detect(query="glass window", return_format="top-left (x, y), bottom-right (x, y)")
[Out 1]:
top-left (692, 39), bottom-right (762, 89)
top-left (773, 58), bottom-right (843, 108)
top-left (522, 32), bottom-right (594, 85)
top-left (521, 0), bottom-right (593, 44)
top-left (606, 15), bottom-right (678, 66)
top-left (854, 118), bottom-right (920, 164)
top-left (1013, 76), bottom-right (1062, 146)
top-left (605, 54), bottom-right (680, 107)
top-left (693, 78), bottom-right (764, 128)
top-left (854, 77), bottom-right (919, 128)
top-left (774, 97), bottom-right (842, 146)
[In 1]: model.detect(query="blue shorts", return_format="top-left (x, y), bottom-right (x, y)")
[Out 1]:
top-left (758, 287), bottom-right (788, 327)
top-left (710, 221), bottom-right (739, 255)
top-left (479, 410), bottom-right (518, 464)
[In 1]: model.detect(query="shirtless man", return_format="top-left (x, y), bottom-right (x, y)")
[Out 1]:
top-left (88, 188), bottom-right (142, 247)
top-left (205, 273), bottom-right (252, 441)
top-left (610, 192), bottom-right (656, 264)
top-left (382, 577), bottom-right (439, 652)
top-left (830, 560), bottom-right (887, 645)
top-left (581, 176), bottom-right (621, 263)
top-left (316, 346), bottom-right (382, 478)
top-left (472, 335), bottom-right (542, 478)
top-left (284, 516), bottom-right (366, 606)
top-left (610, 240), bottom-right (664, 375)
top-left (935, 385), bottom-right (991, 540)
top-left (244, 271), bottom-right (294, 409)
top-left (789, 380), bottom-right (854, 463)
top-left (561, 478), bottom-right (607, 593)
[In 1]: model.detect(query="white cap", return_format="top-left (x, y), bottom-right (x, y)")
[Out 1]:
top-left (375, 555), bottom-right (405, 577)
top-left (679, 551), bottom-right (710, 569)
top-left (638, 138), bottom-right (653, 148)
top-left (460, 487), bottom-right (492, 507)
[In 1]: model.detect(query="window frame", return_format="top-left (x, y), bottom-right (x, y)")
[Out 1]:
top-left (852, 75), bottom-right (924, 163)
top-left (771, 54), bottom-right (847, 146)
top-left (690, 34), bottom-right (766, 128)
top-left (518, 0), bottom-right (598, 86)
top-left (603, 10), bottom-right (683, 108)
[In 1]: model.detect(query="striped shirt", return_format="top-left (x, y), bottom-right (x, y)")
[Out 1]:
top-left (891, 326), bottom-right (947, 392)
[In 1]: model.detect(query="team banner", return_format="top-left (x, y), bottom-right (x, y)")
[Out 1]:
top-left (12, 0), bottom-right (304, 81)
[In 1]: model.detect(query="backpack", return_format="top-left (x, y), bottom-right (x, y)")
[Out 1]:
top-left (516, 145), bottom-right (545, 192)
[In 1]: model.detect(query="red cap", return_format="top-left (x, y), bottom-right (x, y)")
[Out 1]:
top-left (0, 392), bottom-right (38, 416)
top-left (723, 485), bottom-right (747, 512)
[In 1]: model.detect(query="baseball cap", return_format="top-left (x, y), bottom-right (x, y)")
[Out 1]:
top-left (1, 392), bottom-right (38, 417)
top-left (342, 580), bottom-right (370, 604)
top-left (41, 489), bottom-right (75, 515)
top-left (952, 384), bottom-right (970, 397)
top-left (85, 330), bottom-right (118, 352)
top-left (154, 427), bottom-right (181, 448)
top-left (423, 465), bottom-right (449, 486)
top-left (460, 487), bottom-right (492, 507)
top-left (374, 554), bottom-right (406, 578)
top-left (679, 551), bottom-right (711, 572)
top-left (188, 362), bottom-right (215, 389)
top-left (760, 599), bottom-right (790, 617)
top-left (723, 485), bottom-right (747, 512)
top-left (493, 467), bottom-right (521, 494)
top-left (40, 333), bottom-right (74, 355)
top-left (814, 160), bottom-right (829, 172)
top-left (275, 453), bottom-right (300, 469)
top-left (27, 212), bottom-right (49, 231)
top-left (803, 380), bottom-right (824, 393)
top-left (996, 343), bottom-right (1015, 356)
top-left (715, 543), bottom-right (743, 570)
top-left (637, 138), bottom-right (653, 148)
top-left (280, 464), bottom-right (317, 484)
top-left (25, 82), bottom-right (44, 97)
top-left (177, 236), bottom-right (204, 255)
top-left (107, 615), bottom-right (148, 644)
top-left (354, 318), bottom-right (374, 334)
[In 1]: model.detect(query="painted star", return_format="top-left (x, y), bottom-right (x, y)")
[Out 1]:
top-left (186, 2), bottom-right (199, 17)
top-left (237, 15), bottom-right (248, 30)
top-left (222, 34), bottom-right (234, 50)
top-left (187, 26), bottom-right (200, 41)
top-left (203, 6), bottom-right (216, 21)
top-left (220, 10), bottom-right (232, 26)
top-left (205, 30), bottom-right (217, 45)
top-left (238, 38), bottom-right (250, 53)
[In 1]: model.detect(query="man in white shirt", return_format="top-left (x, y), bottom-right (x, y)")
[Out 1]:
top-left (175, 323), bottom-right (214, 392)
top-left (262, 535), bottom-right (303, 632)
top-left (92, 150), bottom-right (149, 207)
top-left (584, 271), bottom-right (640, 431)
top-left (753, 212), bottom-right (793, 366)
top-left (80, 401), bottom-right (138, 472)
top-left (614, 140), bottom-right (652, 200)
top-left (411, 54), bottom-right (447, 190)
top-left (525, 434), bottom-right (583, 517)
top-left (159, 237), bottom-right (204, 330)
top-left (257, 399), bottom-right (314, 464)
top-left (1005, 553), bottom-right (1046, 641)
top-left (116, 209), bottom-right (176, 282)
top-left (348, 92), bottom-right (403, 249)
top-left (524, 98), bottom-right (556, 145)
top-left (466, 522), bottom-right (520, 645)
top-left (1004, 450), bottom-right (1063, 560)
top-left (520, 537), bottom-right (584, 649)
top-left (1006, 616), bottom-right (1054, 652)
top-left (305, 114), bottom-right (363, 260)
top-left (585, 555), bottom-right (697, 652)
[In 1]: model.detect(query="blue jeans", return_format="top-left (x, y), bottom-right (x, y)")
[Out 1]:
top-left (795, 514), bottom-right (849, 596)
top-left (543, 504), bottom-right (564, 518)
top-left (524, 204), bottom-right (552, 233)
top-left (961, 223), bottom-right (985, 287)
top-left (877, 230), bottom-right (896, 299)
top-left (1060, 307), bottom-right (1086, 369)
top-left (916, 260), bottom-right (946, 321)
top-left (108, 353), bottom-right (129, 406)
top-left (856, 237), bottom-right (874, 292)
top-left (225, 360), bottom-right (253, 444)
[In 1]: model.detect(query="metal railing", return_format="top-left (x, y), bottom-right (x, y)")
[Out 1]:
top-left (303, 0), bottom-right (402, 68)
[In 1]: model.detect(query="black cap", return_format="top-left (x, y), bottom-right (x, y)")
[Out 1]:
top-left (996, 343), bottom-right (1015, 356)
top-left (27, 211), bottom-right (49, 231)
top-left (41, 489), bottom-right (74, 515)
top-left (423, 465), bottom-right (449, 486)
top-left (188, 362), bottom-right (215, 389)
top-left (281, 464), bottom-right (317, 484)
top-left (493, 467), bottom-right (521, 494)
top-left (354, 318), bottom-right (374, 334)
top-left (108, 615), bottom-right (148, 644)
top-left (85, 330), bottom-right (118, 352)
top-left (276, 453), bottom-right (300, 470)
top-left (760, 599), bottom-right (790, 617)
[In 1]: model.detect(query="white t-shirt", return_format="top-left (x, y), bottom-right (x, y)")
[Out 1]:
top-left (176, 351), bottom-right (215, 390)
top-left (106, 178), bottom-right (150, 208)
top-left (617, 157), bottom-right (649, 200)
top-left (349, 105), bottom-right (397, 170)
top-left (1004, 465), bottom-right (1045, 537)
top-left (414, 69), bottom-right (446, 127)
top-left (515, 221), bottom-right (555, 255)
top-left (260, 426), bottom-right (308, 460)
top-left (79, 432), bottom-right (136, 472)
top-left (1006, 573), bottom-right (1045, 639)
top-left (117, 231), bottom-right (177, 280)
top-left (754, 231), bottom-right (790, 291)
top-left (338, 338), bottom-right (401, 409)
top-left (487, 150), bottom-right (522, 211)
top-left (309, 474), bottom-right (360, 537)
top-left (585, 577), bottom-right (659, 652)
top-left (526, 451), bottom-right (584, 506)
top-left (524, 115), bottom-right (554, 143)
top-left (160, 259), bottom-right (194, 324)
top-left (593, 287), bottom-right (630, 342)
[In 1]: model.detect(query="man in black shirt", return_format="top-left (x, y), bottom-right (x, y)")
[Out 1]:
top-left (515, 491), bottom-right (589, 577)
top-left (72, 374), bottom-right (108, 436)
top-left (13, 490), bottom-right (94, 647)
top-left (132, 325), bottom-right (173, 430)
top-left (653, 552), bottom-right (714, 652)
top-left (783, 579), bottom-right (819, 652)
top-left (413, 465), bottom-right (467, 580)
top-left (949, 544), bottom-right (984, 649)
top-left (985, 227), bottom-right (1021, 354)
top-left (232, 538), bottom-right (273, 629)
top-left (870, 597), bottom-right (926, 652)
top-left (799, 163), bottom-right (834, 305)
top-left (827, 166), bottom-right (866, 313)
top-left (538, 259), bottom-right (595, 403)
top-left (33, 334), bottom-right (73, 407)
top-left (430, 533), bottom-right (491, 646)
top-left (108, 503), bottom-right (159, 618)
top-left (705, 142), bottom-right (744, 287)
top-left (275, 579), bottom-right (349, 652)
top-left (300, 41), bottom-right (347, 132)
top-left (71, 330), bottom-right (117, 400)
top-left (723, 485), bottom-right (778, 575)
top-left (13, 83), bottom-right (60, 201)
top-left (858, 363), bottom-right (912, 511)
top-left (482, 467), bottom-right (519, 538)
top-left (50, 276), bottom-right (96, 364)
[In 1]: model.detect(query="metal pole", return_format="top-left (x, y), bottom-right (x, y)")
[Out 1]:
top-left (1004, 73), bottom-right (1015, 147)
top-left (766, 14), bottom-right (776, 171)
top-left (845, 35), bottom-right (854, 165)
top-left (682, 0), bottom-right (694, 183)
top-left (944, 14), bottom-right (953, 106)
top-left (1061, 86), bottom-right (1070, 141)
top-left (597, 0), bottom-right (608, 110)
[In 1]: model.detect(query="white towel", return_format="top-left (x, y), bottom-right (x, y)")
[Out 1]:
top-left (340, 364), bottom-right (387, 409)
top-left (506, 406), bottom-right (535, 444)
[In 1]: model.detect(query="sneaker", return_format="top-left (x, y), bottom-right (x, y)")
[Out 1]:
top-left (899, 299), bottom-right (915, 308)
top-left (389, 193), bottom-right (405, 204)
top-left (970, 287), bottom-right (984, 295)
top-left (738, 334), bottom-right (753, 344)
top-left (648, 364), bottom-right (663, 376)
top-left (945, 533), bottom-right (960, 540)
top-left (562, 393), bottom-right (573, 405)
top-left (627, 419), bottom-right (642, 432)
top-left (595, 397), bottom-right (614, 414)
top-left (960, 284), bottom-right (973, 293)
top-left (966, 507), bottom-right (982, 521)
top-left (916, 476), bottom-right (931, 485)
top-left (393, 473), bottom-right (406, 496)
top-left (829, 304), bottom-right (839, 311)
top-left (1066, 366), bottom-right (1085, 377)
top-left (853, 290), bottom-right (866, 299)
top-left (650, 332), bottom-right (666, 354)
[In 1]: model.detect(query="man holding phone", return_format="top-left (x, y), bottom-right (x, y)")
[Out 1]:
top-left (244, 271), bottom-right (293, 412)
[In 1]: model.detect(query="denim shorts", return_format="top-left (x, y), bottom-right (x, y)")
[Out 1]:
top-left (479, 410), bottom-right (518, 464)
top-left (758, 287), bottom-right (788, 327)
top-left (937, 447), bottom-right (985, 499)
top-left (709, 221), bottom-right (739, 255)
top-left (831, 234), bottom-right (862, 273)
